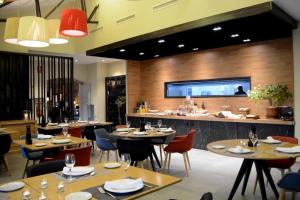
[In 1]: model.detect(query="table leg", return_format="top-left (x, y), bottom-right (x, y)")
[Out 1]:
top-left (242, 160), bottom-right (253, 195)
top-left (254, 161), bottom-right (267, 200)
top-left (261, 161), bottom-right (279, 198)
top-left (151, 146), bottom-right (161, 168)
top-left (228, 159), bottom-right (252, 200)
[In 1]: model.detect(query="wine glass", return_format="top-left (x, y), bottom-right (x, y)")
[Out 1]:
top-left (65, 154), bottom-right (75, 182)
top-left (120, 153), bottom-right (131, 173)
top-left (126, 121), bottom-right (131, 133)
top-left (145, 122), bottom-right (151, 130)
top-left (62, 127), bottom-right (68, 138)
top-left (157, 120), bottom-right (162, 130)
top-left (249, 131), bottom-right (258, 147)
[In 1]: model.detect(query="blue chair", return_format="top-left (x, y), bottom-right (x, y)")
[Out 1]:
top-left (19, 135), bottom-right (44, 178)
top-left (278, 169), bottom-right (300, 200)
top-left (94, 128), bottom-right (118, 162)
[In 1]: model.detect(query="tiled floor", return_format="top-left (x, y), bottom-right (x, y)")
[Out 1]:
top-left (0, 147), bottom-right (299, 200)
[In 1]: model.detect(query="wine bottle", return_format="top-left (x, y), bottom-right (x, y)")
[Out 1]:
top-left (25, 125), bottom-right (32, 145)
top-left (140, 119), bottom-right (146, 132)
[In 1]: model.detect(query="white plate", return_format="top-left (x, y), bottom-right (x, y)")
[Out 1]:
top-left (228, 148), bottom-right (253, 154)
top-left (159, 129), bottom-right (174, 133)
top-left (0, 181), bottom-right (24, 192)
top-left (63, 167), bottom-right (94, 176)
top-left (34, 143), bottom-right (47, 147)
top-left (58, 123), bottom-right (69, 127)
top-left (116, 128), bottom-right (135, 132)
top-left (276, 147), bottom-right (300, 154)
top-left (104, 179), bottom-right (143, 194)
top-left (104, 162), bottom-right (121, 169)
top-left (212, 145), bottom-right (226, 149)
top-left (52, 139), bottom-right (71, 144)
top-left (261, 139), bottom-right (281, 144)
top-left (65, 192), bottom-right (92, 200)
top-left (133, 131), bottom-right (147, 135)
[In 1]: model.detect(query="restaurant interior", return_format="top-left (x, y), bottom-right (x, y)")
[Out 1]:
top-left (0, 0), bottom-right (300, 199)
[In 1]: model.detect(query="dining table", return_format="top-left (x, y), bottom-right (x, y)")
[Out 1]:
top-left (4, 162), bottom-right (181, 200)
top-left (207, 139), bottom-right (300, 200)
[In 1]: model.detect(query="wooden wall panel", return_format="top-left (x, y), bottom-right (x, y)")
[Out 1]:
top-left (127, 60), bottom-right (141, 113)
top-left (127, 38), bottom-right (294, 117)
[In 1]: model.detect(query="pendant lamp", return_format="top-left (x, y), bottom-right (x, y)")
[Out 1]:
top-left (18, 16), bottom-right (49, 47)
top-left (48, 19), bottom-right (68, 44)
top-left (4, 17), bottom-right (19, 44)
top-left (59, 9), bottom-right (88, 37)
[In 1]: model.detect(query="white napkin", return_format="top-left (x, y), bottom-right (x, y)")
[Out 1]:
top-left (276, 146), bottom-right (300, 153)
top-left (228, 145), bottom-right (251, 153)
top-left (63, 166), bottom-right (94, 175)
top-left (37, 134), bottom-right (53, 139)
top-left (105, 178), bottom-right (143, 190)
top-left (262, 136), bottom-right (281, 144)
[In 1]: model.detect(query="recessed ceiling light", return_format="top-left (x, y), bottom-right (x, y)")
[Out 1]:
top-left (231, 34), bottom-right (239, 38)
top-left (158, 39), bottom-right (165, 43)
top-left (139, 52), bottom-right (144, 55)
top-left (154, 54), bottom-right (159, 57)
top-left (212, 26), bottom-right (222, 31)
top-left (243, 39), bottom-right (251, 43)
top-left (75, 59), bottom-right (78, 62)
top-left (178, 44), bottom-right (185, 48)
top-left (119, 49), bottom-right (126, 52)
top-left (193, 48), bottom-right (199, 51)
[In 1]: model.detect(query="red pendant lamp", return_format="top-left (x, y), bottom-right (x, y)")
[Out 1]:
top-left (59, 9), bottom-right (88, 37)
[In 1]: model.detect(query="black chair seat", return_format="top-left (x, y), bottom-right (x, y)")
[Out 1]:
top-left (200, 192), bottom-right (213, 200)
top-left (26, 160), bottom-right (65, 178)
top-left (27, 151), bottom-right (44, 160)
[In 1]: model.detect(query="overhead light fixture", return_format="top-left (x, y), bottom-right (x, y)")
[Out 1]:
top-left (48, 19), bottom-right (68, 44)
top-left (17, 16), bottom-right (49, 48)
top-left (158, 39), bottom-right (165, 43)
top-left (212, 26), bottom-right (222, 31)
top-left (231, 34), bottom-right (239, 38)
top-left (59, 9), bottom-right (88, 37)
top-left (139, 52), bottom-right (144, 55)
top-left (192, 48), bottom-right (199, 51)
top-left (4, 17), bottom-right (19, 45)
top-left (243, 38), bottom-right (251, 42)
top-left (178, 44), bottom-right (185, 48)
top-left (154, 54), bottom-right (159, 57)
top-left (120, 49), bottom-right (126, 52)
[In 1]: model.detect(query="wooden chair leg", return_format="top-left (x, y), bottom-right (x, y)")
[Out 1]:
top-left (253, 175), bottom-right (258, 194)
top-left (186, 152), bottom-right (191, 170)
top-left (183, 153), bottom-right (189, 176)
top-left (23, 159), bottom-right (29, 178)
top-left (115, 150), bottom-right (118, 162)
top-left (159, 145), bottom-right (163, 164)
top-left (163, 152), bottom-right (168, 170)
top-left (167, 153), bottom-right (171, 171)
top-left (99, 150), bottom-right (104, 163)
top-left (107, 150), bottom-right (110, 161)
top-left (279, 189), bottom-right (286, 200)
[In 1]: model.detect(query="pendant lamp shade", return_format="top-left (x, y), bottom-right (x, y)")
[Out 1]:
top-left (59, 9), bottom-right (88, 37)
top-left (18, 16), bottom-right (49, 48)
top-left (48, 19), bottom-right (68, 44)
top-left (4, 17), bottom-right (19, 44)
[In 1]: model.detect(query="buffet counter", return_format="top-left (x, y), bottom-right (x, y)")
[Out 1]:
top-left (127, 113), bottom-right (294, 150)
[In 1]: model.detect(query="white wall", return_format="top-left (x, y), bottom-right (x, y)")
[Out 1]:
top-left (293, 23), bottom-right (300, 141)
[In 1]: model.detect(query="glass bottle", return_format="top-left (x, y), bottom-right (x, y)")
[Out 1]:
top-left (25, 125), bottom-right (32, 145)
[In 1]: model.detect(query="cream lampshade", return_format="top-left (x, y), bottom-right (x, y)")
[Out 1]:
top-left (17, 16), bottom-right (49, 48)
top-left (48, 19), bottom-right (68, 44)
top-left (4, 17), bottom-right (19, 44)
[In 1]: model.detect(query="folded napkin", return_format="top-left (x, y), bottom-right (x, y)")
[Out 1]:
top-left (63, 166), bottom-right (94, 175)
top-left (276, 146), bottom-right (300, 153)
top-left (37, 134), bottom-right (53, 139)
top-left (261, 136), bottom-right (281, 144)
top-left (104, 178), bottom-right (143, 190)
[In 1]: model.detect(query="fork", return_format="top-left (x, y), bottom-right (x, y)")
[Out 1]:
top-left (98, 186), bottom-right (118, 199)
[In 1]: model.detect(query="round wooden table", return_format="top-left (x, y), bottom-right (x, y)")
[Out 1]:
top-left (207, 139), bottom-right (300, 200)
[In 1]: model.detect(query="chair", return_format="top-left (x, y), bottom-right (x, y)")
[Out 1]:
top-left (200, 192), bottom-right (213, 200)
top-left (82, 126), bottom-right (96, 150)
top-left (19, 135), bottom-right (44, 178)
top-left (68, 127), bottom-right (82, 138)
top-left (26, 160), bottom-right (65, 178)
top-left (38, 128), bottom-right (62, 136)
top-left (116, 125), bottom-right (126, 129)
top-left (278, 170), bottom-right (300, 200)
top-left (117, 138), bottom-right (155, 170)
top-left (95, 128), bottom-right (118, 162)
top-left (253, 136), bottom-right (298, 193)
top-left (53, 146), bottom-right (92, 166)
top-left (0, 134), bottom-right (12, 174)
top-left (163, 129), bottom-right (195, 176)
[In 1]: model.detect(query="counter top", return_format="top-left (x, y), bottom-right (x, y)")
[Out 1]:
top-left (127, 113), bottom-right (294, 126)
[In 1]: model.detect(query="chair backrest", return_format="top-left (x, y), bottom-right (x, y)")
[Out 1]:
top-left (184, 129), bottom-right (196, 151)
top-left (0, 134), bottom-right (12, 155)
top-left (83, 127), bottom-right (96, 140)
top-left (54, 146), bottom-right (92, 166)
top-left (272, 136), bottom-right (298, 144)
top-left (19, 134), bottom-right (38, 158)
top-left (38, 128), bottom-right (62, 136)
top-left (95, 129), bottom-right (116, 151)
top-left (68, 127), bottom-right (82, 138)
top-left (117, 138), bottom-right (152, 162)
top-left (26, 160), bottom-right (65, 178)
top-left (200, 192), bottom-right (213, 200)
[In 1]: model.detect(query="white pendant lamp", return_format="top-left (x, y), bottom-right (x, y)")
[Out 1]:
top-left (48, 19), bottom-right (68, 44)
top-left (4, 17), bottom-right (19, 44)
top-left (17, 16), bottom-right (49, 48)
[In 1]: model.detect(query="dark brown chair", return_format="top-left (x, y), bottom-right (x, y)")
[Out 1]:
top-left (0, 134), bottom-right (12, 175)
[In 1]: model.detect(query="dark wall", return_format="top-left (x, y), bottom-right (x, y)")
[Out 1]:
top-left (0, 52), bottom-right (29, 120)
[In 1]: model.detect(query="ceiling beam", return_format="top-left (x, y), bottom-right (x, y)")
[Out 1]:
top-left (35, 0), bottom-right (41, 17)
top-left (45, 0), bottom-right (65, 19)
top-left (87, 4), bottom-right (99, 22)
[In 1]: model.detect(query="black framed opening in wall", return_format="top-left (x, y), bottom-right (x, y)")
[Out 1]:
top-left (165, 77), bottom-right (251, 98)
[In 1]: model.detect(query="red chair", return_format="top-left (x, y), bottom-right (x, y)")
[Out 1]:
top-left (54, 146), bottom-right (92, 166)
top-left (163, 129), bottom-right (195, 176)
top-left (68, 127), bottom-right (82, 138)
top-left (253, 136), bottom-right (298, 193)
top-left (116, 125), bottom-right (126, 129)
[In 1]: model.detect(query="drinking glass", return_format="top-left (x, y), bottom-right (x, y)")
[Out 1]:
top-left (126, 121), bottom-right (131, 133)
top-left (120, 153), bottom-right (131, 173)
top-left (145, 122), bottom-right (151, 130)
top-left (62, 127), bottom-right (68, 138)
top-left (157, 120), bottom-right (162, 130)
top-left (65, 154), bottom-right (75, 182)
top-left (249, 132), bottom-right (258, 146)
